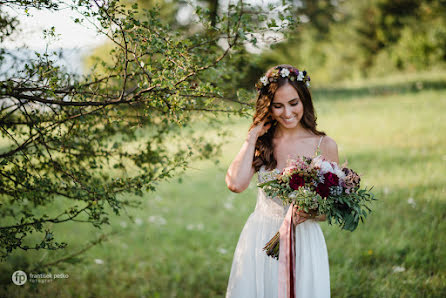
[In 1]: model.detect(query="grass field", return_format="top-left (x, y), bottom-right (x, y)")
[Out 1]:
top-left (1, 73), bottom-right (446, 297)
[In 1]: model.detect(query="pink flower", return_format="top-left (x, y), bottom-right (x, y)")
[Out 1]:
top-left (341, 167), bottom-right (361, 194)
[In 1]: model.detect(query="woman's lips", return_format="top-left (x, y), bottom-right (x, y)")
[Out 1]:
top-left (282, 116), bottom-right (296, 122)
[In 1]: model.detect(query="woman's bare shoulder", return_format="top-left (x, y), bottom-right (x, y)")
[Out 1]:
top-left (321, 135), bottom-right (337, 146)
top-left (320, 135), bottom-right (339, 163)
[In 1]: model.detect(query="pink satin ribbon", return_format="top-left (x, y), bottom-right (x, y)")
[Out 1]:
top-left (278, 203), bottom-right (297, 298)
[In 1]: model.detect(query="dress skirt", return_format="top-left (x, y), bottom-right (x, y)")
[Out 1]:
top-left (225, 187), bottom-right (330, 298)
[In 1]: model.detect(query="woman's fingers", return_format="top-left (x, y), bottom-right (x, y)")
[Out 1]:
top-left (298, 212), bottom-right (311, 218)
top-left (293, 217), bottom-right (306, 226)
top-left (261, 124), bottom-right (271, 136)
top-left (256, 117), bottom-right (272, 137)
top-left (295, 217), bottom-right (306, 225)
top-left (293, 209), bottom-right (308, 225)
top-left (294, 207), bottom-right (320, 223)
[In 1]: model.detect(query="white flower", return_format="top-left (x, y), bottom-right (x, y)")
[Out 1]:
top-left (334, 167), bottom-right (346, 181)
top-left (224, 200), bottom-right (233, 210)
top-left (306, 81), bottom-right (310, 88)
top-left (407, 197), bottom-right (416, 208)
top-left (186, 223), bottom-right (205, 231)
top-left (319, 161), bottom-right (334, 174)
top-left (312, 155), bottom-right (324, 165)
top-left (330, 162), bottom-right (345, 180)
top-left (94, 259), bottom-right (104, 265)
top-left (217, 247), bottom-right (228, 254)
top-left (283, 166), bottom-right (294, 176)
top-left (148, 215), bottom-right (167, 225)
top-left (297, 71), bottom-right (304, 81)
top-left (280, 68), bottom-right (290, 77)
top-left (392, 266), bottom-right (405, 273)
top-left (260, 76), bottom-right (268, 86)
top-left (134, 218), bottom-right (143, 226)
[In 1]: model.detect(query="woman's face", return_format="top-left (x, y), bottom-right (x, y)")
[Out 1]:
top-left (270, 83), bottom-right (303, 129)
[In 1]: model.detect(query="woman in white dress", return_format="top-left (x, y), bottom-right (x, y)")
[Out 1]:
top-left (225, 64), bottom-right (339, 298)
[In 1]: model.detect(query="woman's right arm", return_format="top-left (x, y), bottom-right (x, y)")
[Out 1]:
top-left (225, 119), bottom-right (271, 193)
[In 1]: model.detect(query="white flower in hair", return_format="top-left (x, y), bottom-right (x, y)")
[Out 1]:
top-left (297, 71), bottom-right (304, 81)
top-left (260, 76), bottom-right (268, 86)
top-left (280, 68), bottom-right (290, 77)
top-left (306, 81), bottom-right (310, 87)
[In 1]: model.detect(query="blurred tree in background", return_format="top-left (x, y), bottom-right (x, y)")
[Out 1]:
top-left (249, 0), bottom-right (446, 85)
top-left (0, 0), bottom-right (297, 261)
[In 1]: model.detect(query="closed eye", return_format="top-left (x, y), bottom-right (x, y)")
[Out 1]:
top-left (272, 98), bottom-right (299, 108)
top-left (273, 102), bottom-right (298, 108)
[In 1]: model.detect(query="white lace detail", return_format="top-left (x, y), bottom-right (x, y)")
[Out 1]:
top-left (255, 165), bottom-right (291, 218)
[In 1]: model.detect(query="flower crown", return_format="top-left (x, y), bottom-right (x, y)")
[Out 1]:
top-left (255, 66), bottom-right (311, 91)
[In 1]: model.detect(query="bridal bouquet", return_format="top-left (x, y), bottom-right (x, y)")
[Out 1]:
top-left (258, 155), bottom-right (376, 259)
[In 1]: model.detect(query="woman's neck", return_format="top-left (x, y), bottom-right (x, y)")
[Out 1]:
top-left (274, 123), bottom-right (312, 139)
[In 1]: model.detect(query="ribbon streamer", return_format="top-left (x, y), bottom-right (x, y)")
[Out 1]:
top-left (278, 203), bottom-right (297, 298)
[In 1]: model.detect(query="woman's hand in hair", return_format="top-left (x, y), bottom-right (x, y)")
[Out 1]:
top-left (248, 117), bottom-right (272, 139)
top-left (227, 117), bottom-right (270, 193)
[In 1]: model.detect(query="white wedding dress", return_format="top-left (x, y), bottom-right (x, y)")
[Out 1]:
top-left (225, 139), bottom-right (330, 297)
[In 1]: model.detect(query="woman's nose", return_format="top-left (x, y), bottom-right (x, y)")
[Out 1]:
top-left (283, 107), bottom-right (292, 117)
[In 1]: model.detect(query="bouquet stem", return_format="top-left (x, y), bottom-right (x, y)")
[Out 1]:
top-left (262, 231), bottom-right (280, 260)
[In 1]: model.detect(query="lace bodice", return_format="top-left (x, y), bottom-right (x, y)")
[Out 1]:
top-left (255, 165), bottom-right (291, 219)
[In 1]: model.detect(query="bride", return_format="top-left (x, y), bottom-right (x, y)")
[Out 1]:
top-left (225, 64), bottom-right (338, 297)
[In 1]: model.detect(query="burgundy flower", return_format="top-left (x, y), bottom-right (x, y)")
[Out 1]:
top-left (315, 183), bottom-right (330, 198)
top-left (323, 172), bottom-right (339, 187)
top-left (289, 173), bottom-right (305, 190)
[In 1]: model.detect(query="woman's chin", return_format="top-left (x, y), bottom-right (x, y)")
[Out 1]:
top-left (279, 121), bottom-right (298, 128)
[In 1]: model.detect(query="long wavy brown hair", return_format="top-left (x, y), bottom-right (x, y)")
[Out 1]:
top-left (250, 64), bottom-right (326, 172)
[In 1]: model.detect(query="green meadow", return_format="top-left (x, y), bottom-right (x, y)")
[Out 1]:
top-left (1, 72), bottom-right (446, 297)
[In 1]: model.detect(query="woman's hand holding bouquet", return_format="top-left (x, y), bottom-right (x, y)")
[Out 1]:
top-left (293, 207), bottom-right (326, 226)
